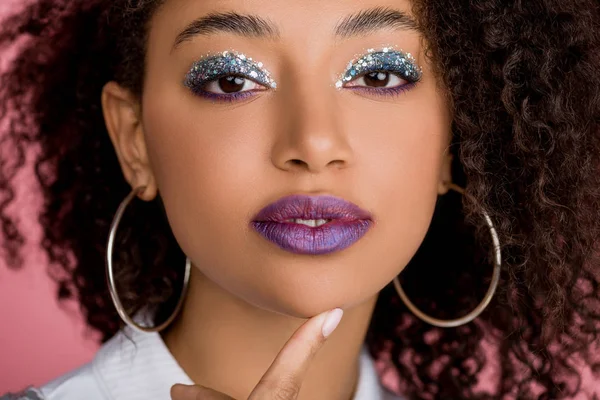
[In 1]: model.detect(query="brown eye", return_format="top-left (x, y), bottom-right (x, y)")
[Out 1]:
top-left (364, 72), bottom-right (390, 87)
top-left (344, 71), bottom-right (407, 90)
top-left (218, 76), bottom-right (246, 93)
top-left (203, 75), bottom-right (261, 95)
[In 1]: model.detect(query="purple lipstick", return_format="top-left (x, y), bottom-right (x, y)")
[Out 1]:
top-left (251, 195), bottom-right (373, 255)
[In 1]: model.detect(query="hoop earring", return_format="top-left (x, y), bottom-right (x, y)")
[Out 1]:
top-left (392, 183), bottom-right (501, 328)
top-left (106, 186), bottom-right (191, 333)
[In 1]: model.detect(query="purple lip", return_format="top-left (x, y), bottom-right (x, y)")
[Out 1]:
top-left (251, 195), bottom-right (373, 255)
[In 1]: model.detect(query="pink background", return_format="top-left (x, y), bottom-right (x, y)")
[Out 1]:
top-left (0, 0), bottom-right (598, 397)
top-left (0, 1), bottom-right (98, 393)
top-left (0, 126), bottom-right (100, 387)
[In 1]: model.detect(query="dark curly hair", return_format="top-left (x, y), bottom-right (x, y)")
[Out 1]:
top-left (1, 0), bottom-right (600, 398)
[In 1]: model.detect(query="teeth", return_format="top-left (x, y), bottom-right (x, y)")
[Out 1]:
top-left (286, 218), bottom-right (330, 227)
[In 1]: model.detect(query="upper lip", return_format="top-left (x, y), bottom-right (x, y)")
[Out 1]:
top-left (252, 194), bottom-right (373, 222)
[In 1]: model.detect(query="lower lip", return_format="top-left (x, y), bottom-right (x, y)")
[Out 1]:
top-left (250, 220), bottom-right (372, 255)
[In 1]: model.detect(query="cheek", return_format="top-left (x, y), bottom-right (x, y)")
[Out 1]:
top-left (343, 89), bottom-right (450, 271)
top-left (141, 88), bottom-right (268, 262)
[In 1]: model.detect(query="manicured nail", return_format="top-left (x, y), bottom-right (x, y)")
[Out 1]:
top-left (171, 384), bottom-right (200, 400)
top-left (322, 308), bottom-right (344, 338)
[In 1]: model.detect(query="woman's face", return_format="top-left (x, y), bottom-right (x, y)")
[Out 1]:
top-left (107, 0), bottom-right (451, 317)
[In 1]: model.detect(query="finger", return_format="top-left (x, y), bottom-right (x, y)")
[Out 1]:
top-left (249, 308), bottom-right (343, 400)
top-left (171, 384), bottom-right (235, 400)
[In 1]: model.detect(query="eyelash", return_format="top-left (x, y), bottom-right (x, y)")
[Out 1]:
top-left (188, 70), bottom-right (419, 103)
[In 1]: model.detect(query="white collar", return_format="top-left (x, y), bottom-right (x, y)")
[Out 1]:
top-left (92, 327), bottom-right (387, 400)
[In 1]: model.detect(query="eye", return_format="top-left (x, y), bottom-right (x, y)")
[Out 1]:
top-left (344, 71), bottom-right (408, 89)
top-left (184, 51), bottom-right (277, 103)
top-left (335, 49), bottom-right (423, 98)
top-left (202, 75), bottom-right (264, 95)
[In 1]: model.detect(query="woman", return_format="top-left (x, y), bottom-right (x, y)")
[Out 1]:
top-left (1, 0), bottom-right (599, 398)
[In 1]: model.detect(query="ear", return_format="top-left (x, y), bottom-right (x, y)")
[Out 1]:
top-left (101, 81), bottom-right (157, 201)
top-left (437, 149), bottom-right (453, 195)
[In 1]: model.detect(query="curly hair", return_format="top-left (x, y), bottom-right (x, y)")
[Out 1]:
top-left (1, 0), bottom-right (600, 398)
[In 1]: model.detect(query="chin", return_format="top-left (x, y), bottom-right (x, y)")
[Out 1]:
top-left (237, 261), bottom-right (384, 319)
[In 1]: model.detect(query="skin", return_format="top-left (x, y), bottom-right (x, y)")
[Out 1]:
top-left (171, 308), bottom-right (344, 400)
top-left (101, 0), bottom-right (453, 398)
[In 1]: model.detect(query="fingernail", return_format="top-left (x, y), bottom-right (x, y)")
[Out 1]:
top-left (171, 384), bottom-right (199, 400)
top-left (322, 308), bottom-right (343, 338)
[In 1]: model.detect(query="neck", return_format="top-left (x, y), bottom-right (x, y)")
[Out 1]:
top-left (163, 268), bottom-right (378, 400)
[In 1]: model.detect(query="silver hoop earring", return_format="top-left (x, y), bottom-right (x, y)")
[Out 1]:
top-left (393, 183), bottom-right (502, 328)
top-left (106, 186), bottom-right (191, 333)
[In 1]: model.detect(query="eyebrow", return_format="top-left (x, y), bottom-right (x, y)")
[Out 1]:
top-left (172, 7), bottom-right (419, 51)
top-left (172, 12), bottom-right (280, 50)
top-left (334, 7), bottom-right (420, 38)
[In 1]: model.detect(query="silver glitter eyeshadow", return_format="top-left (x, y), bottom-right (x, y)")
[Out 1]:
top-left (335, 48), bottom-right (422, 89)
top-left (184, 50), bottom-right (277, 91)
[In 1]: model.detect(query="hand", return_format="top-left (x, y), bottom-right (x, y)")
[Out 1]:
top-left (170, 308), bottom-right (344, 400)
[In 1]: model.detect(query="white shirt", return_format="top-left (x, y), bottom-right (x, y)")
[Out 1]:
top-left (3, 327), bottom-right (402, 400)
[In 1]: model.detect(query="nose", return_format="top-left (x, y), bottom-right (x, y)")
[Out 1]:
top-left (270, 79), bottom-right (353, 174)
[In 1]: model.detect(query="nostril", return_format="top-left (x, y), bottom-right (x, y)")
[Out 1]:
top-left (288, 159), bottom-right (309, 168)
top-left (327, 159), bottom-right (346, 168)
